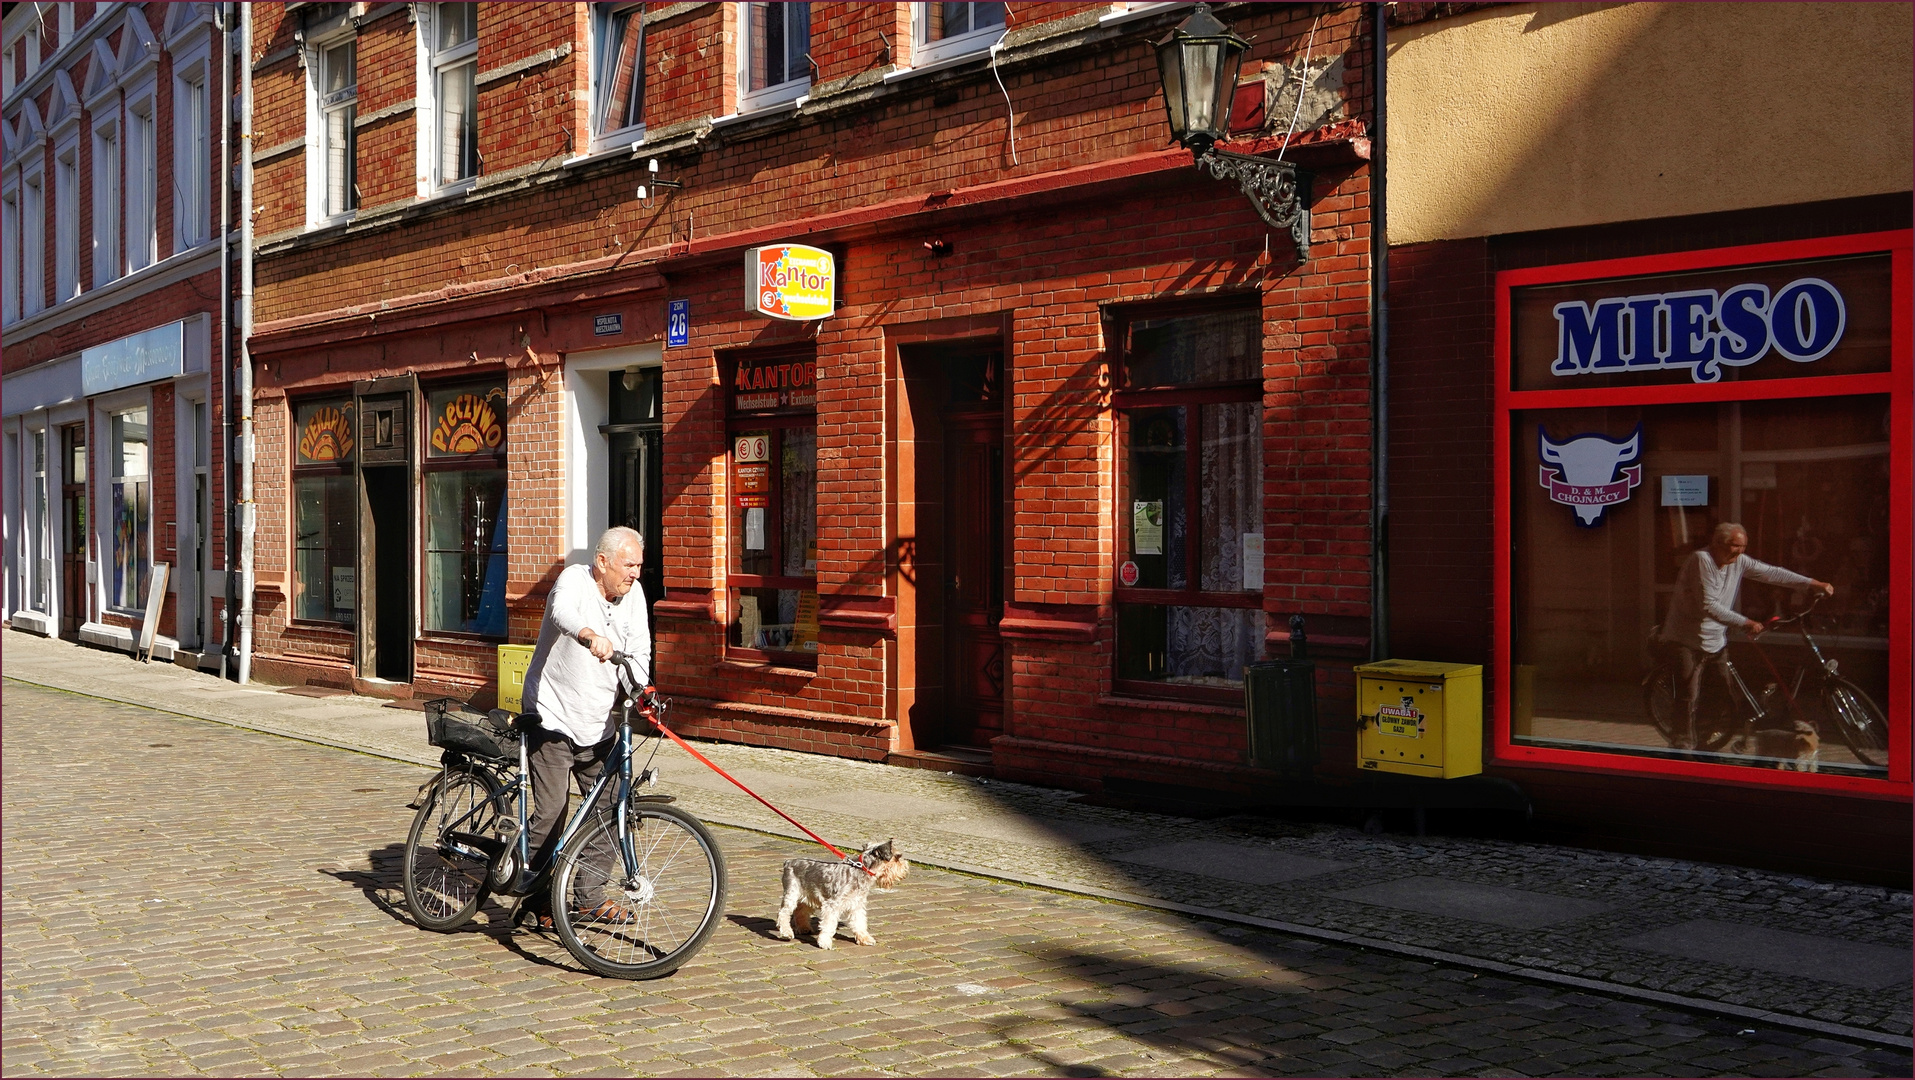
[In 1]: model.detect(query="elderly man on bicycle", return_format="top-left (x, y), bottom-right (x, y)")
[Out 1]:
top-left (1658, 521), bottom-right (1833, 750)
top-left (516, 525), bottom-right (652, 926)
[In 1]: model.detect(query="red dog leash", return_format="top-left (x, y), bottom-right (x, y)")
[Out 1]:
top-left (643, 704), bottom-right (876, 876)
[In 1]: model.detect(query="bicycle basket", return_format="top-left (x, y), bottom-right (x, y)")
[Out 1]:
top-left (425, 698), bottom-right (517, 761)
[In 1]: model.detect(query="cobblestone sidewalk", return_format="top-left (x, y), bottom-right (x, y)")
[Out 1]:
top-left (4, 629), bottom-right (1909, 1050)
top-left (5, 684), bottom-right (1910, 1078)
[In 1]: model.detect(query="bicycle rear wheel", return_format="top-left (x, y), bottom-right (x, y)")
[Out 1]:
top-left (1643, 667), bottom-right (1682, 747)
top-left (403, 768), bottom-right (500, 931)
top-left (1824, 677), bottom-right (1888, 768)
top-left (552, 803), bottom-right (727, 979)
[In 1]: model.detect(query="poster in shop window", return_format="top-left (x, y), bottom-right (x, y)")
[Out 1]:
top-left (1133, 501), bottom-right (1163, 556)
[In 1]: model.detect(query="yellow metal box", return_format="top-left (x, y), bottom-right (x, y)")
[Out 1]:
top-left (497, 644), bottom-right (535, 712)
top-left (1354, 659), bottom-right (1483, 778)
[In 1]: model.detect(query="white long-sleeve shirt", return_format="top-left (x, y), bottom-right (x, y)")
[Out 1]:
top-left (521, 562), bottom-right (652, 747)
top-left (1662, 549), bottom-right (1813, 654)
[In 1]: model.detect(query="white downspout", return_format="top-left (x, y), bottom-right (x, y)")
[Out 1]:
top-left (236, 7), bottom-right (256, 683)
top-left (218, 2), bottom-right (235, 676)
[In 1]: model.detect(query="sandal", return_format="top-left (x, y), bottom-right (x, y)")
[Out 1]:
top-left (571, 899), bottom-right (633, 923)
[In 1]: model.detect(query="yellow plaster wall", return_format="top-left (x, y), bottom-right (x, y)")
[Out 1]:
top-left (1387, 2), bottom-right (1914, 244)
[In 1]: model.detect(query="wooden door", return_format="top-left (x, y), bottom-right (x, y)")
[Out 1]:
top-left (941, 411), bottom-right (1004, 747)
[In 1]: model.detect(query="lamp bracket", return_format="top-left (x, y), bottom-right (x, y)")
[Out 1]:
top-left (1194, 148), bottom-right (1311, 261)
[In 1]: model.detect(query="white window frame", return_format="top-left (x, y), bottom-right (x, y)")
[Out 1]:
top-left (913, 3), bottom-right (1007, 68)
top-left (2, 180), bottom-right (19, 326)
top-left (124, 80), bottom-right (157, 272)
top-left (53, 134), bottom-right (78, 299)
top-left (588, 2), bottom-right (644, 153)
top-left (172, 43), bottom-right (213, 248)
top-left (20, 162), bottom-right (44, 317)
top-left (417, 2), bottom-right (478, 196)
top-left (737, 2), bottom-right (810, 113)
top-left (91, 113), bottom-right (120, 286)
top-left (306, 28), bottom-right (359, 224)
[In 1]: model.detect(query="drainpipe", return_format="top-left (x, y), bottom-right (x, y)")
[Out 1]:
top-left (1369, 1), bottom-right (1390, 662)
top-left (218, 2), bottom-right (235, 678)
top-left (236, 8), bottom-right (257, 683)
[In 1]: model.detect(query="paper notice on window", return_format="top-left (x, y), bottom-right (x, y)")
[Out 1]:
top-left (1133, 501), bottom-right (1164, 556)
top-left (793, 589), bottom-right (820, 652)
top-left (1241, 533), bottom-right (1265, 591)
top-left (1660, 474), bottom-right (1709, 507)
top-left (745, 507), bottom-right (766, 550)
top-left (738, 594), bottom-right (761, 648)
top-left (332, 566), bottom-right (355, 609)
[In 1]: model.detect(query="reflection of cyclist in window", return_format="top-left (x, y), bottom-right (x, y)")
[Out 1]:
top-left (1657, 521), bottom-right (1833, 749)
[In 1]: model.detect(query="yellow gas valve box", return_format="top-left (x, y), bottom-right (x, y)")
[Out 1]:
top-left (1354, 659), bottom-right (1483, 778)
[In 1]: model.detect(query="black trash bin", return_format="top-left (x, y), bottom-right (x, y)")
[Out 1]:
top-left (1244, 657), bottom-right (1319, 778)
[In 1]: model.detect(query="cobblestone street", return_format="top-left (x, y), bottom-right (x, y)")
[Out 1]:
top-left (4, 683), bottom-right (1909, 1077)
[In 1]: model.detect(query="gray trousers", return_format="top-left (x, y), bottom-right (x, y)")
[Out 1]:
top-left (1659, 640), bottom-right (1734, 749)
top-left (525, 725), bottom-right (616, 907)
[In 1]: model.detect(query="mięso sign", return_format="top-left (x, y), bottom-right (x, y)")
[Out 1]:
top-left (1550, 277), bottom-right (1844, 384)
top-left (1509, 252), bottom-right (1892, 392)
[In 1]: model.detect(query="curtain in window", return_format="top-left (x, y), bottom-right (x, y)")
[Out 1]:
top-left (438, 62), bottom-right (476, 182)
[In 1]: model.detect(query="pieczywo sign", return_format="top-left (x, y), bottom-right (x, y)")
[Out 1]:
top-left (746, 244), bottom-right (835, 321)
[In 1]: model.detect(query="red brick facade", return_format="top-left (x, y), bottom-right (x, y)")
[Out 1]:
top-left (244, 2), bottom-right (1381, 794)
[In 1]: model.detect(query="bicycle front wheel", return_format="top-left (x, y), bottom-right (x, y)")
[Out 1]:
top-left (403, 768), bottom-right (500, 931)
top-left (552, 803), bottom-right (727, 979)
top-left (1824, 677), bottom-right (1888, 768)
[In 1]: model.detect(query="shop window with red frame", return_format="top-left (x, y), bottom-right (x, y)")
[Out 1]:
top-left (291, 397), bottom-right (357, 626)
top-left (1499, 234), bottom-right (1907, 787)
top-left (1112, 302), bottom-right (1266, 703)
top-left (422, 380), bottom-right (508, 638)
top-left (725, 349), bottom-right (818, 666)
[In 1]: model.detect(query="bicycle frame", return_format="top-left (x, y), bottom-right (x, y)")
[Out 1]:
top-left (496, 655), bottom-right (659, 895)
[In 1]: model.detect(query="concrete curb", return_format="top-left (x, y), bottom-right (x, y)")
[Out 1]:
top-left (8, 670), bottom-right (1910, 1053)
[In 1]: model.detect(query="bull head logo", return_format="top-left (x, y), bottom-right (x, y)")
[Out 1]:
top-left (1538, 425), bottom-right (1643, 526)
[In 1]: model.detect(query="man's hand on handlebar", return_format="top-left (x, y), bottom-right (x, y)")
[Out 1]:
top-left (577, 628), bottom-right (616, 662)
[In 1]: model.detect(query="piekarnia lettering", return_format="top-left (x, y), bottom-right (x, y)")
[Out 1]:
top-left (1551, 277), bottom-right (1845, 383)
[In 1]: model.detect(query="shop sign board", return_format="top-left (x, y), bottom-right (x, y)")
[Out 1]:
top-left (732, 356), bottom-right (818, 412)
top-left (81, 320), bottom-right (187, 396)
top-left (746, 244), bottom-right (835, 321)
top-left (1509, 253), bottom-right (1892, 392)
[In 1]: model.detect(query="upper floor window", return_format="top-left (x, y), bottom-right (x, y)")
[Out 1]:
top-left (590, 2), bottom-right (643, 147)
top-left (915, 2), bottom-right (1005, 66)
top-left (2, 185), bottom-right (19, 325)
top-left (425, 2), bottom-right (478, 190)
top-left (740, 2), bottom-right (808, 111)
top-left (315, 37), bottom-right (358, 219)
top-left (20, 167), bottom-right (44, 317)
top-left (91, 116), bottom-right (120, 286)
top-left (175, 54), bottom-right (213, 245)
top-left (125, 88), bottom-right (158, 272)
top-left (54, 140), bottom-right (79, 300)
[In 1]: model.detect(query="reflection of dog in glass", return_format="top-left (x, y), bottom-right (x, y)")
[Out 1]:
top-left (1728, 713), bottom-right (1820, 772)
top-left (773, 840), bottom-right (909, 949)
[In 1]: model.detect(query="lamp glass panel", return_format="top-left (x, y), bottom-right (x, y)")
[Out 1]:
top-left (1156, 42), bottom-right (1187, 136)
top-left (1182, 41), bottom-right (1223, 136)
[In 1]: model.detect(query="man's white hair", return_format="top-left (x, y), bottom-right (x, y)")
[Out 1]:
top-left (1712, 521), bottom-right (1748, 545)
top-left (596, 526), bottom-right (643, 560)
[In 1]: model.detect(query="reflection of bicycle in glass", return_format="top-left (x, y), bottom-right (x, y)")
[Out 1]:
top-left (402, 653), bottom-right (727, 979)
top-left (1645, 593), bottom-right (1888, 768)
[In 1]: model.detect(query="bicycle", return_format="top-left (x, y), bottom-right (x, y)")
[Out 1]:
top-left (401, 652), bottom-right (727, 979)
top-left (1644, 592), bottom-right (1889, 769)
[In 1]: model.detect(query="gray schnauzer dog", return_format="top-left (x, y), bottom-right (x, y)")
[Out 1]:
top-left (773, 839), bottom-right (910, 949)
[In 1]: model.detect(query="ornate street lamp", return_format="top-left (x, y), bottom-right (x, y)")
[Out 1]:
top-left (1156, 3), bottom-right (1311, 259)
